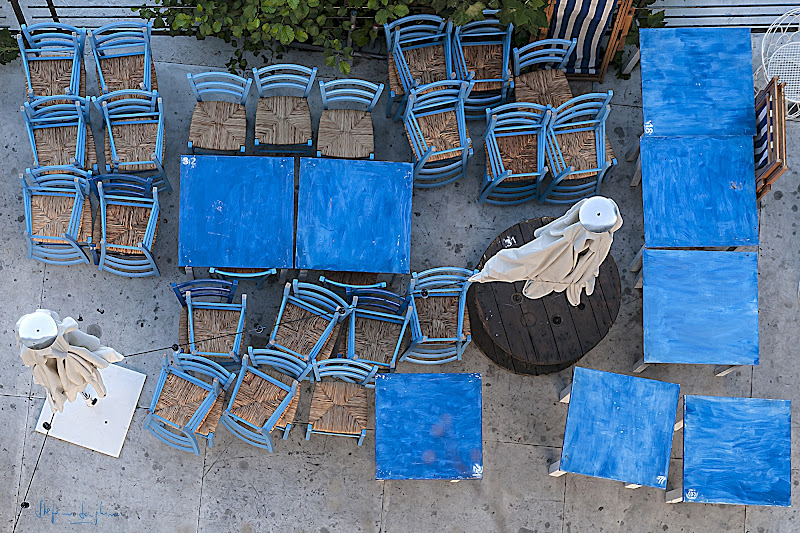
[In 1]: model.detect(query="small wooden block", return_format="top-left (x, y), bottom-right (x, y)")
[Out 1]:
top-left (714, 365), bottom-right (738, 377)
top-left (629, 245), bottom-right (644, 273)
top-left (548, 460), bottom-right (566, 477)
top-left (624, 483), bottom-right (642, 489)
top-left (632, 357), bottom-right (649, 374)
top-left (665, 488), bottom-right (683, 504)
top-left (559, 384), bottom-right (572, 404)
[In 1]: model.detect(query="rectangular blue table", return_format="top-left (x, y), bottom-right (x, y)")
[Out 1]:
top-left (642, 249), bottom-right (759, 366)
top-left (554, 367), bottom-right (679, 488)
top-left (640, 28), bottom-right (755, 137)
top-left (179, 155), bottom-right (294, 268)
top-left (375, 373), bottom-right (482, 480)
top-left (296, 158), bottom-right (413, 273)
top-left (680, 396), bottom-right (791, 507)
top-left (641, 136), bottom-right (758, 248)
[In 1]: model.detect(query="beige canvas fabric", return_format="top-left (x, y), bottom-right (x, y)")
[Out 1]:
top-left (469, 198), bottom-right (622, 306)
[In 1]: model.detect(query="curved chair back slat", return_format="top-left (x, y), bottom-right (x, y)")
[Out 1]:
top-left (209, 267), bottom-right (276, 290)
top-left (409, 267), bottom-right (476, 292)
top-left (551, 91), bottom-right (613, 131)
top-left (253, 64), bottom-right (317, 98)
top-left (90, 21), bottom-right (152, 55)
top-left (312, 357), bottom-right (379, 388)
top-left (20, 22), bottom-right (85, 51)
top-left (249, 347), bottom-right (312, 381)
top-left (291, 280), bottom-right (349, 315)
top-left (187, 72), bottom-right (252, 105)
top-left (22, 96), bottom-right (90, 169)
top-left (319, 78), bottom-right (384, 112)
top-left (170, 350), bottom-right (235, 388)
top-left (172, 279), bottom-right (238, 306)
top-left (513, 38), bottom-right (577, 76)
top-left (318, 275), bottom-right (387, 297)
top-left (90, 173), bottom-right (153, 197)
top-left (25, 165), bottom-right (91, 192)
top-left (346, 287), bottom-right (410, 316)
top-left (384, 15), bottom-right (446, 52)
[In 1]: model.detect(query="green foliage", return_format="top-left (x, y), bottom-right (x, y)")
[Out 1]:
top-left (134, 0), bottom-right (550, 74)
top-left (610, 0), bottom-right (665, 79)
top-left (0, 28), bottom-right (20, 65)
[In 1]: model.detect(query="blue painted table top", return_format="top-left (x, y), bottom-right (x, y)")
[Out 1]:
top-left (640, 28), bottom-right (755, 137)
top-left (178, 155), bottom-right (294, 268)
top-left (374, 373), bottom-right (482, 480)
top-left (683, 396), bottom-right (791, 507)
top-left (641, 135), bottom-right (758, 248)
top-left (561, 367), bottom-right (679, 488)
top-left (643, 249), bottom-right (759, 366)
top-left (296, 158), bottom-right (413, 273)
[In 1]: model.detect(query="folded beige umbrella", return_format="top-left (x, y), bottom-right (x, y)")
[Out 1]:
top-left (469, 197), bottom-right (622, 306)
top-left (16, 309), bottom-right (124, 412)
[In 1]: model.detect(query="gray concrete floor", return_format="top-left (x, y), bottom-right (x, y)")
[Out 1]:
top-left (0, 34), bottom-right (798, 533)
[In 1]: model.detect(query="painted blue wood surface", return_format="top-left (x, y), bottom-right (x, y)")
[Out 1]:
top-left (640, 28), bottom-right (755, 137)
top-left (643, 249), bottom-right (759, 366)
top-left (178, 155), bottom-right (294, 268)
top-left (683, 396), bottom-right (791, 507)
top-left (561, 367), bottom-right (679, 488)
top-left (641, 136), bottom-right (758, 248)
top-left (296, 158), bottom-right (413, 273)
top-left (375, 373), bottom-right (482, 480)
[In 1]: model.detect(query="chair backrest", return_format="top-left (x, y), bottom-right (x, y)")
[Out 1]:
top-left (486, 102), bottom-right (551, 136)
top-left (312, 357), bottom-right (379, 388)
top-left (405, 79), bottom-right (473, 119)
top-left (187, 71), bottom-right (252, 105)
top-left (252, 64), bottom-right (317, 98)
top-left (95, 89), bottom-right (160, 117)
top-left (409, 267), bottom-right (476, 295)
top-left (172, 279), bottom-right (238, 306)
top-left (90, 173), bottom-right (153, 197)
top-left (90, 21), bottom-right (152, 57)
top-left (19, 23), bottom-right (85, 55)
top-left (319, 79), bottom-right (384, 112)
top-left (513, 38), bottom-right (577, 76)
top-left (453, 16), bottom-right (513, 82)
top-left (290, 280), bottom-right (349, 315)
top-left (347, 287), bottom-right (410, 316)
top-left (23, 94), bottom-right (89, 122)
top-left (551, 91), bottom-right (613, 131)
top-left (248, 347), bottom-right (310, 381)
top-left (384, 14), bottom-right (447, 52)
top-left (755, 76), bottom-right (788, 201)
top-left (318, 275), bottom-right (387, 295)
top-left (170, 350), bottom-right (235, 389)
top-left (24, 166), bottom-right (90, 193)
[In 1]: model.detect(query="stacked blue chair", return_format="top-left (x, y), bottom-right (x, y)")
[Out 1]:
top-left (542, 91), bottom-right (616, 204)
top-left (481, 102), bottom-right (552, 204)
top-left (95, 175), bottom-right (160, 277)
top-left (144, 350), bottom-right (235, 454)
top-left (403, 79), bottom-right (474, 187)
top-left (187, 71), bottom-right (251, 154)
top-left (401, 267), bottom-right (477, 365)
top-left (17, 23), bottom-right (86, 102)
top-left (89, 21), bottom-right (157, 93)
top-left (209, 267), bottom-right (276, 290)
top-left (252, 64), bottom-right (316, 155)
top-left (512, 38), bottom-right (576, 108)
top-left (385, 15), bottom-right (452, 121)
top-left (318, 273), bottom-right (386, 296)
top-left (20, 166), bottom-right (94, 266)
top-left (453, 13), bottom-right (513, 117)
top-left (317, 78), bottom-right (384, 160)
top-left (22, 94), bottom-right (93, 170)
top-left (94, 89), bottom-right (169, 192)
top-left (220, 352), bottom-right (299, 451)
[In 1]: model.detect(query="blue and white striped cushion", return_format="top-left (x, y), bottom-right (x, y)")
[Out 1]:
top-left (549, 0), bottom-right (617, 75)
top-left (754, 101), bottom-right (770, 172)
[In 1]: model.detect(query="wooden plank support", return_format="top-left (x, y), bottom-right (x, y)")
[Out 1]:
top-left (634, 271), bottom-right (643, 289)
top-left (621, 47), bottom-right (640, 75)
top-left (629, 245), bottom-right (644, 273)
top-left (632, 357), bottom-right (649, 374)
top-left (714, 365), bottom-right (738, 377)
top-left (665, 488), bottom-right (683, 504)
top-left (548, 460), bottom-right (567, 477)
top-left (559, 384), bottom-right (572, 404)
top-left (674, 418), bottom-right (684, 432)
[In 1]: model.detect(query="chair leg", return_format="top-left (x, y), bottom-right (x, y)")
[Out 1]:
top-left (305, 424), bottom-right (313, 441)
top-left (357, 429), bottom-right (366, 446)
top-left (282, 423), bottom-right (292, 440)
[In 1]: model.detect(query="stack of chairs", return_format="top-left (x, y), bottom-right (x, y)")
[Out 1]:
top-left (754, 77), bottom-right (788, 200)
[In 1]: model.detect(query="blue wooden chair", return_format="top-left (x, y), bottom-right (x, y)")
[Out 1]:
top-left (209, 267), bottom-right (276, 290)
top-left (144, 350), bottom-right (235, 454)
top-left (306, 357), bottom-right (379, 446)
top-left (319, 273), bottom-right (386, 299)
top-left (269, 280), bottom-right (352, 363)
top-left (89, 21), bottom-right (157, 94)
top-left (317, 78), bottom-right (384, 160)
top-left (252, 64), bottom-right (316, 155)
top-left (453, 13), bottom-right (513, 117)
top-left (481, 102), bottom-right (552, 205)
top-left (220, 352), bottom-right (299, 451)
top-left (541, 91), bottom-right (616, 205)
top-left (21, 95), bottom-right (95, 170)
top-left (171, 278), bottom-right (247, 366)
top-left (403, 79), bottom-right (474, 187)
top-left (385, 15), bottom-right (452, 121)
top-left (94, 90), bottom-right (170, 192)
top-left (17, 23), bottom-right (86, 102)
top-left (95, 176), bottom-right (160, 277)
top-left (187, 71), bottom-right (251, 154)
top-left (512, 38), bottom-right (576, 108)
top-left (401, 267), bottom-right (477, 365)
top-left (20, 166), bottom-right (94, 266)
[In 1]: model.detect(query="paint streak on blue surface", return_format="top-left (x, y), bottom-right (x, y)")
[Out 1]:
top-left (683, 396), bottom-right (791, 507)
top-left (295, 158), bottom-right (413, 273)
top-left (561, 367), bottom-right (679, 488)
top-left (179, 155), bottom-right (294, 268)
top-left (375, 373), bottom-right (482, 480)
top-left (640, 28), bottom-right (755, 137)
top-left (641, 136), bottom-right (758, 248)
top-left (643, 249), bottom-right (759, 366)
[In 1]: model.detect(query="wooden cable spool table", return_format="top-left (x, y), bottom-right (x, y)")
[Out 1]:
top-left (467, 217), bottom-right (621, 375)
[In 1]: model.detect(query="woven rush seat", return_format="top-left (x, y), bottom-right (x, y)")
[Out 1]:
top-left (317, 109), bottom-right (373, 159)
top-left (388, 45), bottom-right (450, 96)
top-left (308, 381), bottom-right (368, 435)
top-left (189, 100), bottom-right (246, 152)
top-left (29, 193), bottom-right (92, 242)
top-left (196, 395), bottom-right (225, 436)
top-left (555, 131), bottom-right (615, 179)
top-left (153, 373), bottom-right (214, 428)
top-left (353, 315), bottom-right (409, 366)
top-left (273, 303), bottom-right (337, 358)
top-left (406, 111), bottom-right (470, 162)
top-left (28, 59), bottom-right (86, 98)
top-left (177, 306), bottom-right (241, 357)
top-left (94, 203), bottom-right (159, 253)
top-left (96, 54), bottom-right (158, 93)
top-left (461, 44), bottom-right (508, 91)
top-left (33, 124), bottom-right (96, 168)
top-left (229, 371), bottom-right (290, 428)
top-left (485, 134), bottom-right (542, 182)
top-left (515, 69), bottom-right (573, 108)
top-left (255, 96), bottom-right (312, 146)
top-left (104, 120), bottom-right (164, 171)
top-left (415, 295), bottom-right (470, 342)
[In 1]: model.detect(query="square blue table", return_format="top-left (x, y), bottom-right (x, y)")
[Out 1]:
top-left (640, 28), bottom-right (755, 137)
top-left (296, 158), bottom-right (413, 273)
top-left (680, 396), bottom-right (791, 507)
top-left (179, 155), bottom-right (294, 268)
top-left (553, 367), bottom-right (679, 489)
top-left (642, 249), bottom-right (759, 367)
top-left (641, 136), bottom-right (758, 248)
top-left (374, 373), bottom-right (482, 480)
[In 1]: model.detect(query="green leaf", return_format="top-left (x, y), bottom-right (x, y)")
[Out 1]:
top-left (308, 0), bottom-right (320, 6)
top-left (295, 29), bottom-right (309, 42)
top-left (287, 0), bottom-right (299, 8)
top-left (375, 8), bottom-right (390, 25)
top-left (324, 55), bottom-right (336, 67)
top-left (393, 4), bottom-right (409, 17)
top-left (338, 60), bottom-right (351, 75)
top-left (276, 24), bottom-right (295, 44)
top-left (465, 2), bottom-right (486, 19)
top-left (212, 20), bottom-right (223, 32)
